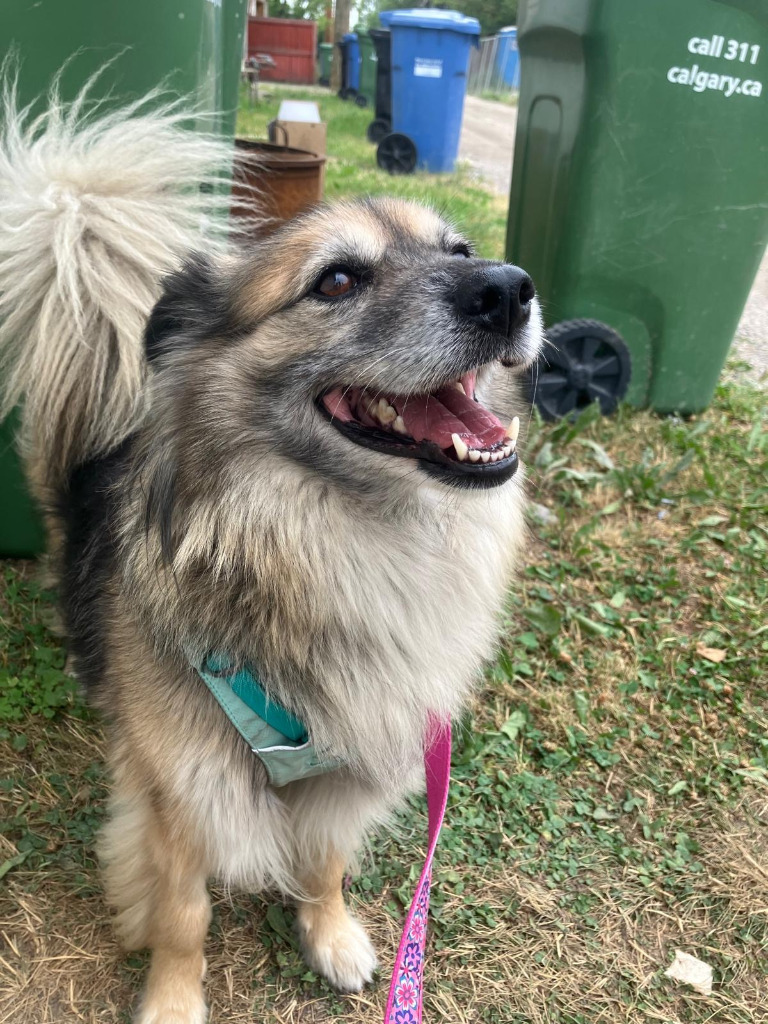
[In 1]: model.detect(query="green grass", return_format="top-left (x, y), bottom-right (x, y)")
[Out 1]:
top-left (479, 89), bottom-right (518, 106)
top-left (1, 86), bottom-right (766, 1023)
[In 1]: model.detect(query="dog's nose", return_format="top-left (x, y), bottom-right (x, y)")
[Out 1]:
top-left (453, 264), bottom-right (535, 336)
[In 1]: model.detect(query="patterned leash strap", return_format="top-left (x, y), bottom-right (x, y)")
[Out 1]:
top-left (385, 720), bottom-right (452, 1024)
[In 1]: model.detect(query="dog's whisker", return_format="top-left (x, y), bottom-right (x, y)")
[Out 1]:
top-left (326, 353), bottom-right (394, 427)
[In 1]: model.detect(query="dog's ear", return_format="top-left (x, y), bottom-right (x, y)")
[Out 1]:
top-left (145, 253), bottom-right (239, 364)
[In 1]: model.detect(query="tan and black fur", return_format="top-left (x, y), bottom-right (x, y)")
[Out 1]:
top-left (0, 87), bottom-right (543, 1023)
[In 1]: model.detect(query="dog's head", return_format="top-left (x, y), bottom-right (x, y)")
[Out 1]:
top-left (145, 198), bottom-right (543, 498)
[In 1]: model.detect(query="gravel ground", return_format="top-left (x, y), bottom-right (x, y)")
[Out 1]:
top-left (459, 95), bottom-right (767, 385)
top-left (459, 95), bottom-right (517, 195)
top-left (734, 249), bottom-right (768, 384)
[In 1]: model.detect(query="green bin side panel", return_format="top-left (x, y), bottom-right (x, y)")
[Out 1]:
top-left (0, 0), bottom-right (246, 557)
top-left (357, 31), bottom-right (379, 108)
top-left (319, 43), bottom-right (334, 81)
top-left (507, 0), bottom-right (768, 414)
top-left (0, 413), bottom-right (45, 558)
top-left (222, 0), bottom-right (249, 138)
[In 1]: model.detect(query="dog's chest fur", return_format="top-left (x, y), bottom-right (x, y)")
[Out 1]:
top-left (279, 470), bottom-right (528, 781)
top-left (119, 457), bottom-right (527, 788)
top-left (105, 460), bottom-right (527, 891)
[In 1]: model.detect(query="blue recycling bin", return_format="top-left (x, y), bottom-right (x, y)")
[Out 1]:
top-left (378, 9), bottom-right (479, 173)
top-left (496, 26), bottom-right (520, 88)
top-left (343, 32), bottom-right (360, 94)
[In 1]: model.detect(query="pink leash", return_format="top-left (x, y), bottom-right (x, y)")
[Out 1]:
top-left (384, 720), bottom-right (451, 1024)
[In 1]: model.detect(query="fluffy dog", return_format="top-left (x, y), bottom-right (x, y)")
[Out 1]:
top-left (0, 85), bottom-right (543, 1023)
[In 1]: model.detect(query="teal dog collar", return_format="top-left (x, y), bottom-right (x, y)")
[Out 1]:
top-left (195, 654), bottom-right (342, 787)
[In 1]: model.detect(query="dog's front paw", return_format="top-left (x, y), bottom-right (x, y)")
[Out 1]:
top-left (135, 993), bottom-right (207, 1024)
top-left (299, 909), bottom-right (378, 993)
top-left (134, 962), bottom-right (207, 1024)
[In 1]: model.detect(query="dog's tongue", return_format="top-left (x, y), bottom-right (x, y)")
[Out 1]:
top-left (393, 386), bottom-right (506, 449)
top-left (322, 384), bottom-right (509, 450)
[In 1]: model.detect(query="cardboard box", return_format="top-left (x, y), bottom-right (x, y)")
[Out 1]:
top-left (269, 100), bottom-right (327, 158)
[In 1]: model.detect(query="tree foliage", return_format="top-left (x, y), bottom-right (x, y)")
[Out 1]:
top-left (268, 0), bottom-right (518, 39)
top-left (451, 0), bottom-right (518, 36)
top-left (270, 0), bottom-right (329, 18)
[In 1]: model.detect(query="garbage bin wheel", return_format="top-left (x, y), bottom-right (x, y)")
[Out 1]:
top-left (533, 319), bottom-right (631, 420)
top-left (355, 94), bottom-right (368, 108)
top-left (338, 87), bottom-right (348, 100)
top-left (366, 118), bottom-right (391, 144)
top-left (376, 132), bottom-right (417, 175)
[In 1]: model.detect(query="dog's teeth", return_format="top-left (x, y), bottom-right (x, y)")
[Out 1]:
top-left (480, 451), bottom-right (491, 464)
top-left (366, 396), bottom-right (379, 418)
top-left (378, 399), bottom-right (397, 425)
top-left (508, 416), bottom-right (520, 442)
top-left (452, 381), bottom-right (466, 394)
top-left (451, 433), bottom-right (469, 461)
top-left (393, 415), bottom-right (407, 435)
top-left (502, 445), bottom-right (512, 458)
top-left (468, 449), bottom-right (480, 462)
top-left (491, 451), bottom-right (503, 462)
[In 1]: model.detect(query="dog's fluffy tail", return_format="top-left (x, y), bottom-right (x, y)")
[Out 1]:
top-left (0, 74), bottom-right (236, 498)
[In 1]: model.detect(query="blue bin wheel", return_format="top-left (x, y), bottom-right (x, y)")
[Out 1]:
top-left (533, 319), bottom-right (631, 420)
top-left (355, 94), bottom-right (368, 108)
top-left (338, 87), bottom-right (349, 100)
top-left (376, 132), bottom-right (417, 175)
top-left (366, 118), bottom-right (390, 144)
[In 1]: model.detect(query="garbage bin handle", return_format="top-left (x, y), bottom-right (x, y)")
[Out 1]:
top-left (507, 13), bottom-right (587, 302)
top-left (267, 120), bottom-right (289, 147)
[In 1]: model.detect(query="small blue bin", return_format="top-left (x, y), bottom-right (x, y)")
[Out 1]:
top-left (496, 26), bottom-right (520, 89)
top-left (379, 9), bottom-right (479, 173)
top-left (343, 32), bottom-right (360, 94)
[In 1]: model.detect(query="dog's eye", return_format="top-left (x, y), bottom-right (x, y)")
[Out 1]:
top-left (450, 244), bottom-right (472, 258)
top-left (314, 268), bottom-right (360, 298)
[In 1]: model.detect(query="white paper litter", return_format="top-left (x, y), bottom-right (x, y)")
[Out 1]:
top-left (664, 949), bottom-right (713, 996)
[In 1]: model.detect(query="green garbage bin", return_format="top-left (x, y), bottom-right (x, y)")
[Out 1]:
top-left (355, 30), bottom-right (378, 109)
top-left (0, 0), bottom-right (247, 556)
top-left (507, 0), bottom-right (768, 416)
top-left (318, 42), bottom-right (333, 85)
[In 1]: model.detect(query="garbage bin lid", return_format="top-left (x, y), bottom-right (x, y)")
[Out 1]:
top-left (379, 9), bottom-right (480, 36)
top-left (498, 26), bottom-right (517, 37)
top-left (342, 32), bottom-right (358, 41)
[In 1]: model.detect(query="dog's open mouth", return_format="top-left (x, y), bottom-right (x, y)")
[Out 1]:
top-left (318, 371), bottom-right (521, 485)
